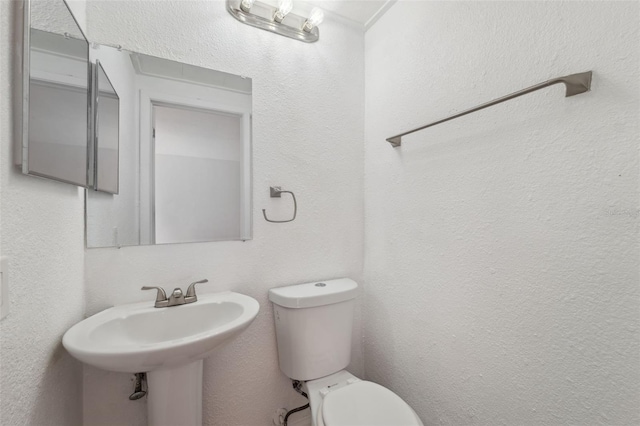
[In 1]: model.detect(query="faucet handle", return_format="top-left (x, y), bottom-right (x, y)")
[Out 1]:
top-left (141, 286), bottom-right (168, 303)
top-left (185, 279), bottom-right (209, 301)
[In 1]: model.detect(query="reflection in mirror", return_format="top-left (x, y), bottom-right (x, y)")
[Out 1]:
top-left (93, 61), bottom-right (120, 194)
top-left (86, 46), bottom-right (252, 248)
top-left (154, 105), bottom-right (243, 244)
top-left (25, 0), bottom-right (90, 186)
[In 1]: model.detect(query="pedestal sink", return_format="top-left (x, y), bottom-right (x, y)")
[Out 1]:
top-left (63, 291), bottom-right (260, 426)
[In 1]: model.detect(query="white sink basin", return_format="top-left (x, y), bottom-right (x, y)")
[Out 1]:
top-left (63, 291), bottom-right (259, 373)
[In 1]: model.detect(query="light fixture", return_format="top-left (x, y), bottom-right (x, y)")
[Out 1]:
top-left (227, 0), bottom-right (323, 43)
top-left (274, 0), bottom-right (293, 23)
top-left (302, 7), bottom-right (324, 32)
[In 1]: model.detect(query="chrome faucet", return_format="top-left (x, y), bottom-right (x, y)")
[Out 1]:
top-left (142, 279), bottom-right (209, 308)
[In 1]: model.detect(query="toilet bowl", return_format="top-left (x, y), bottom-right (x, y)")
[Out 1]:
top-left (269, 278), bottom-right (423, 426)
top-left (305, 370), bottom-right (423, 426)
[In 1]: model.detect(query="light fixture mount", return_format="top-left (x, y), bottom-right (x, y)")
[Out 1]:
top-left (226, 0), bottom-right (320, 43)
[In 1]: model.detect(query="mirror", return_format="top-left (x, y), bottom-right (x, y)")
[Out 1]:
top-left (21, 0), bottom-right (90, 186)
top-left (86, 45), bottom-right (252, 248)
top-left (93, 60), bottom-right (120, 194)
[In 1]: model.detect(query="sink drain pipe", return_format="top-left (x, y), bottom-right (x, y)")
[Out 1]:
top-left (129, 373), bottom-right (147, 400)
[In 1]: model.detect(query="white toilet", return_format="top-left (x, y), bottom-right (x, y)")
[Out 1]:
top-left (269, 278), bottom-right (423, 426)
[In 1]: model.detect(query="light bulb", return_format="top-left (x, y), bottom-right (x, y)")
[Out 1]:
top-left (303, 7), bottom-right (324, 32)
top-left (274, 0), bottom-right (293, 22)
top-left (308, 7), bottom-right (324, 26)
top-left (240, 0), bottom-right (255, 12)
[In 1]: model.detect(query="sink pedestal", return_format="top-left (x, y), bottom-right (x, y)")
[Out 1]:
top-left (147, 360), bottom-right (203, 426)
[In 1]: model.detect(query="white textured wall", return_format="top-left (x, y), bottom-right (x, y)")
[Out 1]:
top-left (65, 1), bottom-right (87, 34)
top-left (364, 1), bottom-right (639, 425)
top-left (83, 1), bottom-right (364, 425)
top-left (0, 0), bottom-right (85, 425)
top-left (31, 0), bottom-right (85, 39)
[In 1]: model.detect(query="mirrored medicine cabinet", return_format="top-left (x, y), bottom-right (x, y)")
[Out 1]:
top-left (20, 0), bottom-right (91, 187)
top-left (19, 0), bottom-right (253, 248)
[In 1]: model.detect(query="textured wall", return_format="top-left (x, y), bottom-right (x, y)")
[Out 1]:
top-left (83, 1), bottom-right (364, 425)
top-left (31, 0), bottom-right (85, 39)
top-left (0, 1), bottom-right (85, 425)
top-left (364, 1), bottom-right (639, 425)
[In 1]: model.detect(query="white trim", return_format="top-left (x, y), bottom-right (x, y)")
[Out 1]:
top-left (364, 0), bottom-right (397, 31)
top-left (240, 112), bottom-right (252, 240)
top-left (130, 53), bottom-right (252, 95)
top-left (139, 89), bottom-right (154, 244)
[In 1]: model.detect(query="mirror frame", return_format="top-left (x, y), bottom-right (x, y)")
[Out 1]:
top-left (19, 0), bottom-right (93, 188)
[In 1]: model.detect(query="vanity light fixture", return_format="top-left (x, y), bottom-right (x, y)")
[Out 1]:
top-left (227, 0), bottom-right (323, 43)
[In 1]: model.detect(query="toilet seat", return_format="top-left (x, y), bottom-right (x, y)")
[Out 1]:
top-left (317, 381), bottom-right (422, 426)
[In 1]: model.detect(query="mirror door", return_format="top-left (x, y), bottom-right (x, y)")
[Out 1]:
top-left (92, 60), bottom-right (120, 194)
top-left (21, 0), bottom-right (91, 187)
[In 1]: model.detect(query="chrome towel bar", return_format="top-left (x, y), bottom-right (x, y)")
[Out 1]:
top-left (386, 71), bottom-right (592, 147)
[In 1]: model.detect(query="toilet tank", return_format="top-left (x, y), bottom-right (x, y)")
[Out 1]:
top-left (268, 278), bottom-right (358, 381)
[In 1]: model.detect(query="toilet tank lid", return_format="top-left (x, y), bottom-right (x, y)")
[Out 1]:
top-left (269, 278), bottom-right (358, 309)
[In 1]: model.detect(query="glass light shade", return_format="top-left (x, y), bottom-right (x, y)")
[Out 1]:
top-left (274, 0), bottom-right (293, 22)
top-left (307, 7), bottom-right (324, 27)
top-left (278, 0), bottom-right (293, 16)
top-left (240, 0), bottom-right (255, 12)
